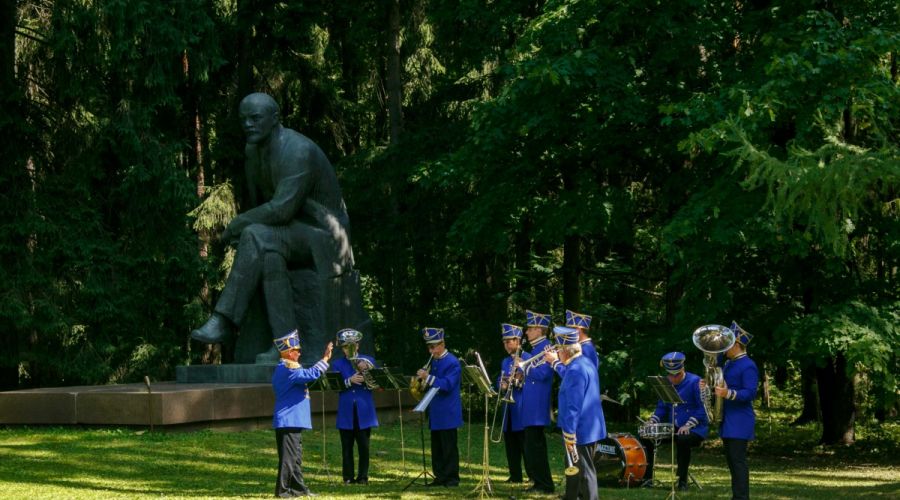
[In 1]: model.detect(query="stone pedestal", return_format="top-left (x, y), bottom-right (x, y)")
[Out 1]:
top-left (234, 268), bottom-right (373, 366)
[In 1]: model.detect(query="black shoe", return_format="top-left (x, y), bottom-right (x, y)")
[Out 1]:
top-left (506, 477), bottom-right (523, 483)
top-left (677, 482), bottom-right (689, 491)
top-left (355, 478), bottom-right (368, 485)
top-left (425, 480), bottom-right (444, 487)
top-left (444, 482), bottom-right (459, 487)
top-left (526, 486), bottom-right (554, 494)
top-left (190, 313), bottom-right (232, 343)
top-left (342, 480), bottom-right (353, 485)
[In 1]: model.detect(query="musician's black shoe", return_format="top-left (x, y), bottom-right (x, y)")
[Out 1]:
top-left (355, 478), bottom-right (368, 485)
top-left (444, 481), bottom-right (459, 487)
top-left (526, 486), bottom-right (555, 494)
top-left (424, 480), bottom-right (444, 487)
top-left (342, 479), bottom-right (353, 485)
top-left (190, 313), bottom-right (232, 343)
top-left (505, 477), bottom-right (524, 483)
top-left (677, 481), bottom-right (689, 491)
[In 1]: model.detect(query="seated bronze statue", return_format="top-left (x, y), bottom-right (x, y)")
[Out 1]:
top-left (192, 93), bottom-right (362, 362)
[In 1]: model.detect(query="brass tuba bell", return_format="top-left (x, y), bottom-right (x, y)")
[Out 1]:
top-left (692, 324), bottom-right (736, 423)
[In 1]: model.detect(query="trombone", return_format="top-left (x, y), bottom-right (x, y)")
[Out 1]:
top-left (489, 346), bottom-right (523, 443)
top-left (515, 344), bottom-right (557, 372)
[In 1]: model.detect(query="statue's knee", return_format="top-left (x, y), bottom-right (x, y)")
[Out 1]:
top-left (238, 223), bottom-right (271, 245)
top-left (263, 251), bottom-right (288, 278)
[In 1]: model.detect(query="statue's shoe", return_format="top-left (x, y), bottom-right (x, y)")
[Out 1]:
top-left (191, 314), bottom-right (232, 343)
top-left (255, 345), bottom-right (280, 364)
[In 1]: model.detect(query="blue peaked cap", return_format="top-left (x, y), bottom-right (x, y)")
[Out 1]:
top-left (525, 310), bottom-right (551, 328)
top-left (553, 326), bottom-right (579, 345)
top-left (565, 309), bottom-right (592, 329)
top-left (731, 321), bottom-right (753, 346)
top-left (501, 323), bottom-right (523, 339)
top-left (422, 327), bottom-right (445, 344)
top-left (660, 351), bottom-right (686, 373)
top-left (274, 329), bottom-right (301, 352)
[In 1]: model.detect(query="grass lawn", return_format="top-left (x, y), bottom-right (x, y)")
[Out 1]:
top-left (1, 408), bottom-right (898, 500)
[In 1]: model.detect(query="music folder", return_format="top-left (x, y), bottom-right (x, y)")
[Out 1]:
top-left (647, 375), bottom-right (684, 404)
top-left (377, 366), bottom-right (408, 390)
top-left (462, 363), bottom-right (497, 397)
top-left (311, 372), bottom-right (345, 391)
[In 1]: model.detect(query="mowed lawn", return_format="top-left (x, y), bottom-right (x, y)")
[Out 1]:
top-left (2, 413), bottom-right (899, 500)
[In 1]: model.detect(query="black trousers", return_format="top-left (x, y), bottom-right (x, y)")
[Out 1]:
top-left (339, 405), bottom-right (371, 482)
top-left (640, 433), bottom-right (704, 484)
top-left (430, 428), bottom-right (460, 486)
top-left (503, 429), bottom-right (525, 481)
top-left (724, 438), bottom-right (750, 500)
top-left (523, 426), bottom-right (554, 492)
top-left (275, 428), bottom-right (309, 498)
top-left (563, 442), bottom-right (598, 500)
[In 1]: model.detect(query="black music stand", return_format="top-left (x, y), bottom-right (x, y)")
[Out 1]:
top-left (647, 376), bottom-right (684, 500)
top-left (403, 380), bottom-right (436, 491)
top-left (378, 367), bottom-right (410, 478)
top-left (462, 362), bottom-right (497, 498)
top-left (309, 371), bottom-right (344, 482)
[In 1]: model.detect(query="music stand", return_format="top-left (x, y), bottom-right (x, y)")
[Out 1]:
top-left (647, 376), bottom-right (684, 500)
top-left (403, 379), bottom-right (436, 491)
top-left (462, 362), bottom-right (497, 498)
top-left (309, 371), bottom-right (344, 482)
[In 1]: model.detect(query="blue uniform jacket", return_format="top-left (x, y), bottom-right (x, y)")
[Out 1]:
top-left (552, 339), bottom-right (599, 378)
top-left (495, 352), bottom-right (531, 432)
top-left (520, 337), bottom-right (554, 427)
top-left (558, 354), bottom-right (606, 445)
top-left (272, 359), bottom-right (329, 429)
top-left (720, 354), bottom-right (758, 440)
top-left (650, 371), bottom-right (709, 438)
top-left (332, 355), bottom-right (379, 430)
top-left (424, 351), bottom-right (463, 430)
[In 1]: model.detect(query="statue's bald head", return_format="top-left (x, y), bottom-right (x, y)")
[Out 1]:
top-left (239, 93), bottom-right (281, 144)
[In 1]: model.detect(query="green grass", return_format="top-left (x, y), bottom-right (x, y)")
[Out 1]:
top-left (1, 408), bottom-right (898, 499)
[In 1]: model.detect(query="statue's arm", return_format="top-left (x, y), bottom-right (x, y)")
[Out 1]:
top-left (225, 148), bottom-right (316, 237)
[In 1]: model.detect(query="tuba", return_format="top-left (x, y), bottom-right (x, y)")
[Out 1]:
top-left (692, 324), bottom-right (736, 423)
top-left (410, 356), bottom-right (433, 401)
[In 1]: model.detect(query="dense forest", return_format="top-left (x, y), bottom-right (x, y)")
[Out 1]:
top-left (1, 0), bottom-right (899, 446)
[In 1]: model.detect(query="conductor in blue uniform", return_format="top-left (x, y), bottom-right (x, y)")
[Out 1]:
top-left (415, 327), bottom-right (462, 487)
top-left (548, 310), bottom-right (598, 377)
top-left (271, 330), bottom-right (333, 498)
top-left (332, 328), bottom-right (379, 485)
top-left (496, 323), bottom-right (529, 483)
top-left (519, 310), bottom-right (555, 494)
top-left (640, 351), bottom-right (708, 490)
top-left (555, 326), bottom-right (606, 500)
top-left (715, 322), bottom-right (758, 500)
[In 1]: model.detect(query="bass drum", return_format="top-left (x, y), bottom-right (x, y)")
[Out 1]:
top-left (594, 433), bottom-right (647, 487)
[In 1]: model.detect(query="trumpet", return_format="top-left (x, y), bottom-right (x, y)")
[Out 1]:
top-left (516, 345), bottom-right (557, 372)
top-left (564, 439), bottom-right (579, 476)
top-left (410, 356), bottom-right (433, 401)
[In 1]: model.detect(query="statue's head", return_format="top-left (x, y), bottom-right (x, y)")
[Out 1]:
top-left (239, 93), bottom-right (280, 144)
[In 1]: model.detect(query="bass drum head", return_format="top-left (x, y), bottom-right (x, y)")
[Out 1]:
top-left (593, 433), bottom-right (647, 487)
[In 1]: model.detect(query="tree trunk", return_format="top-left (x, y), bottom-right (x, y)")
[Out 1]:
top-left (0, 0), bottom-right (22, 390)
top-left (816, 353), bottom-right (856, 445)
top-left (386, 0), bottom-right (402, 144)
top-left (791, 363), bottom-right (820, 426)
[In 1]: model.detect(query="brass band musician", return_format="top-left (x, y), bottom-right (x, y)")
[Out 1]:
top-left (415, 327), bottom-right (462, 487)
top-left (332, 328), bottom-right (378, 485)
top-left (496, 323), bottom-right (529, 483)
top-left (639, 351), bottom-right (708, 491)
